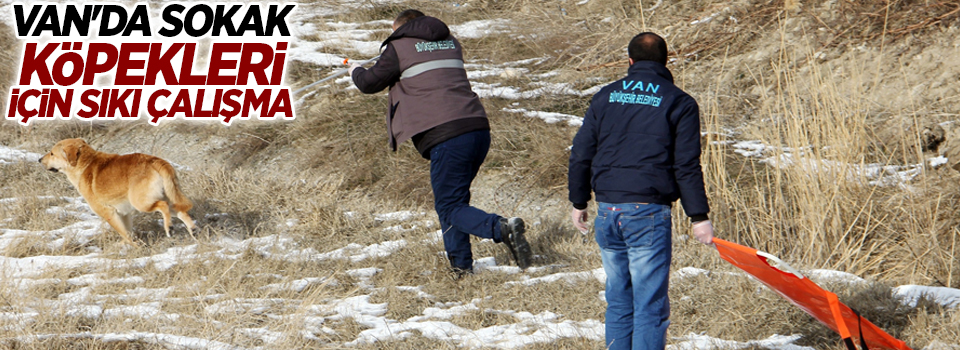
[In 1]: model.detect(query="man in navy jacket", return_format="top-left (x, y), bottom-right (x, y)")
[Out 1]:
top-left (568, 32), bottom-right (715, 350)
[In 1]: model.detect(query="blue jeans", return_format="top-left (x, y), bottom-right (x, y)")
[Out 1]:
top-left (595, 202), bottom-right (672, 350)
top-left (429, 130), bottom-right (502, 271)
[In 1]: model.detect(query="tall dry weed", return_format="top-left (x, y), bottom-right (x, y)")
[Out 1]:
top-left (694, 13), bottom-right (959, 288)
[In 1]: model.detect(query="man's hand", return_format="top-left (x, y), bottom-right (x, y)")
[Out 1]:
top-left (692, 220), bottom-right (714, 245)
top-left (571, 208), bottom-right (589, 234)
top-left (348, 63), bottom-right (362, 76)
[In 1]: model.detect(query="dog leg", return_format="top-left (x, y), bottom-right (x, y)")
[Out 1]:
top-left (91, 205), bottom-right (137, 246)
top-left (145, 201), bottom-right (173, 238)
top-left (121, 213), bottom-right (134, 236)
top-left (130, 186), bottom-right (175, 238)
top-left (176, 212), bottom-right (197, 240)
top-left (156, 162), bottom-right (197, 239)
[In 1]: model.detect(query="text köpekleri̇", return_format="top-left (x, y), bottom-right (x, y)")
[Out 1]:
top-left (6, 3), bottom-right (297, 125)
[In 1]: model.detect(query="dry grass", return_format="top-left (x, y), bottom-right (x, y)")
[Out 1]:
top-left (1, 0), bottom-right (959, 349)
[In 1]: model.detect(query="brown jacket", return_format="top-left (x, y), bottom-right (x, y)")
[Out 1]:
top-left (352, 16), bottom-right (487, 151)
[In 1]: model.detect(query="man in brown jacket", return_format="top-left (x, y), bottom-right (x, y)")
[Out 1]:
top-left (350, 9), bottom-right (532, 275)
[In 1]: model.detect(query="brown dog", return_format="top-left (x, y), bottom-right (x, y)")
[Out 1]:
top-left (40, 139), bottom-right (197, 245)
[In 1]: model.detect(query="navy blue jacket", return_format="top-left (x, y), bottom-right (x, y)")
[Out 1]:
top-left (568, 61), bottom-right (709, 222)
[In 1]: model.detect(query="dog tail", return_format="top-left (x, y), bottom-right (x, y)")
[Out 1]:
top-left (157, 161), bottom-right (193, 214)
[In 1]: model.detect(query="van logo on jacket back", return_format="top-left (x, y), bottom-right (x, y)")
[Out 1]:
top-left (609, 91), bottom-right (662, 107)
top-left (608, 80), bottom-right (662, 107)
top-left (415, 40), bottom-right (456, 52)
top-left (621, 80), bottom-right (659, 93)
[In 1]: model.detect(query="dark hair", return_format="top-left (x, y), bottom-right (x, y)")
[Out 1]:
top-left (394, 9), bottom-right (425, 28)
top-left (628, 32), bottom-right (668, 65)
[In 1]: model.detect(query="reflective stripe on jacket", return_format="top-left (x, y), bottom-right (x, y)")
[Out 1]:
top-left (352, 16), bottom-right (486, 151)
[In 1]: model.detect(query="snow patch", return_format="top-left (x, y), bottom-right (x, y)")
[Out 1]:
top-left (893, 285), bottom-right (960, 309)
top-left (502, 108), bottom-right (584, 127)
top-left (450, 19), bottom-right (512, 39)
top-left (0, 146), bottom-right (41, 164)
top-left (669, 333), bottom-right (811, 350)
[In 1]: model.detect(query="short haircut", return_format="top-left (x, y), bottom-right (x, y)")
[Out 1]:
top-left (628, 32), bottom-right (668, 65)
top-left (394, 9), bottom-right (425, 28)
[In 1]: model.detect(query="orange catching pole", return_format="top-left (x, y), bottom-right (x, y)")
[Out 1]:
top-left (713, 238), bottom-right (912, 350)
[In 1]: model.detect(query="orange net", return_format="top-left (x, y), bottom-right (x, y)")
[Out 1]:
top-left (713, 238), bottom-right (912, 350)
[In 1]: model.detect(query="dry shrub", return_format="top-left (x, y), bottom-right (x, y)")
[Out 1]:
top-left (671, 269), bottom-right (799, 341)
top-left (0, 23), bottom-right (18, 112)
top-left (221, 133), bottom-right (272, 169)
top-left (284, 89), bottom-right (436, 204)
top-left (351, 336), bottom-right (462, 350)
top-left (694, 37), bottom-right (960, 287)
top-left (1, 338), bottom-right (163, 350)
top-left (284, 60), bottom-right (325, 88)
top-left (528, 218), bottom-right (600, 269)
top-left (0, 195), bottom-right (73, 233)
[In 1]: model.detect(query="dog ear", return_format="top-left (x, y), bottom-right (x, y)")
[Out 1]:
top-left (62, 142), bottom-right (83, 166)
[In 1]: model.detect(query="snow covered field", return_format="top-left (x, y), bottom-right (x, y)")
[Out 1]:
top-left (2, 175), bottom-right (958, 349)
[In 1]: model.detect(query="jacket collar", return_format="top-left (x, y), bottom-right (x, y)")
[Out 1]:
top-left (628, 60), bottom-right (674, 83)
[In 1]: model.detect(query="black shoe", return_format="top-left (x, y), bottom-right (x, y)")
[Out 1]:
top-left (450, 267), bottom-right (473, 280)
top-left (500, 217), bottom-right (532, 270)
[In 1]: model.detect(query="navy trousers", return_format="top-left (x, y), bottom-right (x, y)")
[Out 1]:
top-left (428, 130), bottom-right (502, 271)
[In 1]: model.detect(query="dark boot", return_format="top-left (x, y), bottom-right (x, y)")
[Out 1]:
top-left (499, 217), bottom-right (532, 270)
top-left (450, 267), bottom-right (473, 280)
